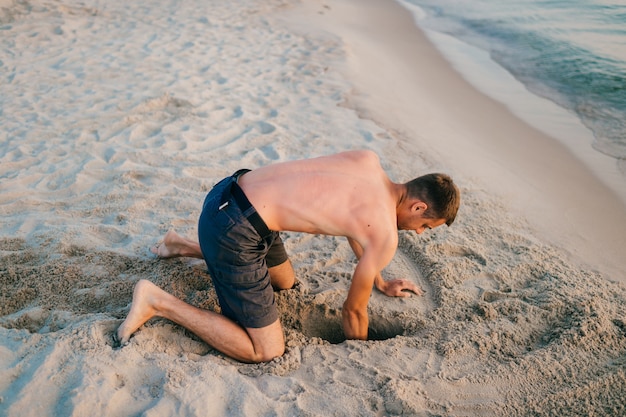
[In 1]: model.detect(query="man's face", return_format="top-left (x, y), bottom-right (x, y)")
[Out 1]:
top-left (408, 217), bottom-right (447, 234)
top-left (397, 203), bottom-right (446, 234)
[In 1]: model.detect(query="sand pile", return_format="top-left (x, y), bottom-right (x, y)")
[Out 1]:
top-left (2, 189), bottom-right (625, 415)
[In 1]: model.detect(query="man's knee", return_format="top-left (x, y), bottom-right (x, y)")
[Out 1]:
top-left (247, 320), bottom-right (285, 363)
top-left (254, 343), bottom-right (285, 363)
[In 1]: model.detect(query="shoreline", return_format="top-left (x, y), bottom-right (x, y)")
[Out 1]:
top-left (418, 22), bottom-right (626, 206)
top-left (397, 0), bottom-right (626, 206)
top-left (282, 0), bottom-right (626, 281)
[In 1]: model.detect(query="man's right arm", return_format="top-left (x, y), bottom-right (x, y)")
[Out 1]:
top-left (342, 251), bottom-right (378, 340)
top-left (343, 235), bottom-right (397, 339)
top-left (347, 237), bottom-right (385, 292)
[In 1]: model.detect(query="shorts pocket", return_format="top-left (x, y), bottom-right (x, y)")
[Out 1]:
top-left (213, 208), bottom-right (236, 231)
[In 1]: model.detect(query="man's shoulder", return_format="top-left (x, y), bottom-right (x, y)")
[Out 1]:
top-left (338, 149), bottom-right (380, 164)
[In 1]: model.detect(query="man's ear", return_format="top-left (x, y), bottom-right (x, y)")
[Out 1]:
top-left (411, 201), bottom-right (428, 213)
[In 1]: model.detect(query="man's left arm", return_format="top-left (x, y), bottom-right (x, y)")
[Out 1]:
top-left (347, 237), bottom-right (423, 297)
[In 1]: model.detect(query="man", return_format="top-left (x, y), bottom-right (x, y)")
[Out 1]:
top-left (114, 150), bottom-right (460, 363)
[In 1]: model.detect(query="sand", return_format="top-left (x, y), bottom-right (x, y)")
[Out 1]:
top-left (1, 0), bottom-right (625, 416)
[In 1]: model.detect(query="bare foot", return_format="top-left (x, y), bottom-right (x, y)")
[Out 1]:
top-left (150, 230), bottom-right (180, 258)
top-left (149, 230), bottom-right (203, 259)
top-left (114, 279), bottom-right (161, 348)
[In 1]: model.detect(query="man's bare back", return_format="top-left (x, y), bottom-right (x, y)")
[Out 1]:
top-left (240, 150), bottom-right (398, 237)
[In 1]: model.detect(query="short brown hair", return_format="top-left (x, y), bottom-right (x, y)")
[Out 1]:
top-left (406, 173), bottom-right (460, 226)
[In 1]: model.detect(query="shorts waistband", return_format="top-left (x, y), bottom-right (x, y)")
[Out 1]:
top-left (220, 170), bottom-right (272, 239)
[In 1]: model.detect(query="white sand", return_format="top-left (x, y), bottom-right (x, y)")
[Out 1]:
top-left (1, 0), bottom-right (625, 416)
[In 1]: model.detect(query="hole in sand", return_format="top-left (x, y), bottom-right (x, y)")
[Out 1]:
top-left (296, 304), bottom-right (406, 344)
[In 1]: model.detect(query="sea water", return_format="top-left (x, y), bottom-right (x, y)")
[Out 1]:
top-left (397, 0), bottom-right (626, 174)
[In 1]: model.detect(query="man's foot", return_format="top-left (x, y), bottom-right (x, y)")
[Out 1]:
top-left (114, 279), bottom-right (161, 348)
top-left (150, 230), bottom-right (199, 258)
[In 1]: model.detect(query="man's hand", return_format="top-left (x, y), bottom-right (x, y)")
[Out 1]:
top-left (377, 278), bottom-right (424, 297)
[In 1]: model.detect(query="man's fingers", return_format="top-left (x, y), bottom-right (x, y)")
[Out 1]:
top-left (402, 281), bottom-right (424, 296)
top-left (411, 285), bottom-right (424, 296)
top-left (400, 288), bottom-right (422, 297)
top-left (384, 279), bottom-right (424, 297)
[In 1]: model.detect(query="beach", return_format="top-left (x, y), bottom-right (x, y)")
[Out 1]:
top-left (1, 0), bottom-right (625, 415)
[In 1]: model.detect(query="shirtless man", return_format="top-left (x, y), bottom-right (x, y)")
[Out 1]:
top-left (114, 150), bottom-right (460, 363)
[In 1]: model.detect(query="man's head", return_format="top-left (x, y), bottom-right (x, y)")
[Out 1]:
top-left (403, 173), bottom-right (460, 227)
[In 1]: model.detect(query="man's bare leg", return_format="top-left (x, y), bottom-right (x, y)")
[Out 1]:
top-left (269, 260), bottom-right (296, 290)
top-left (114, 279), bottom-right (285, 363)
top-left (151, 230), bottom-right (203, 258)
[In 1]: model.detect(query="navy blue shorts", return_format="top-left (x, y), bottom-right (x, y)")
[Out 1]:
top-left (197, 173), bottom-right (288, 328)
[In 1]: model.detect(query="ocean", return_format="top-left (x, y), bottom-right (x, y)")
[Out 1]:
top-left (397, 0), bottom-right (626, 174)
